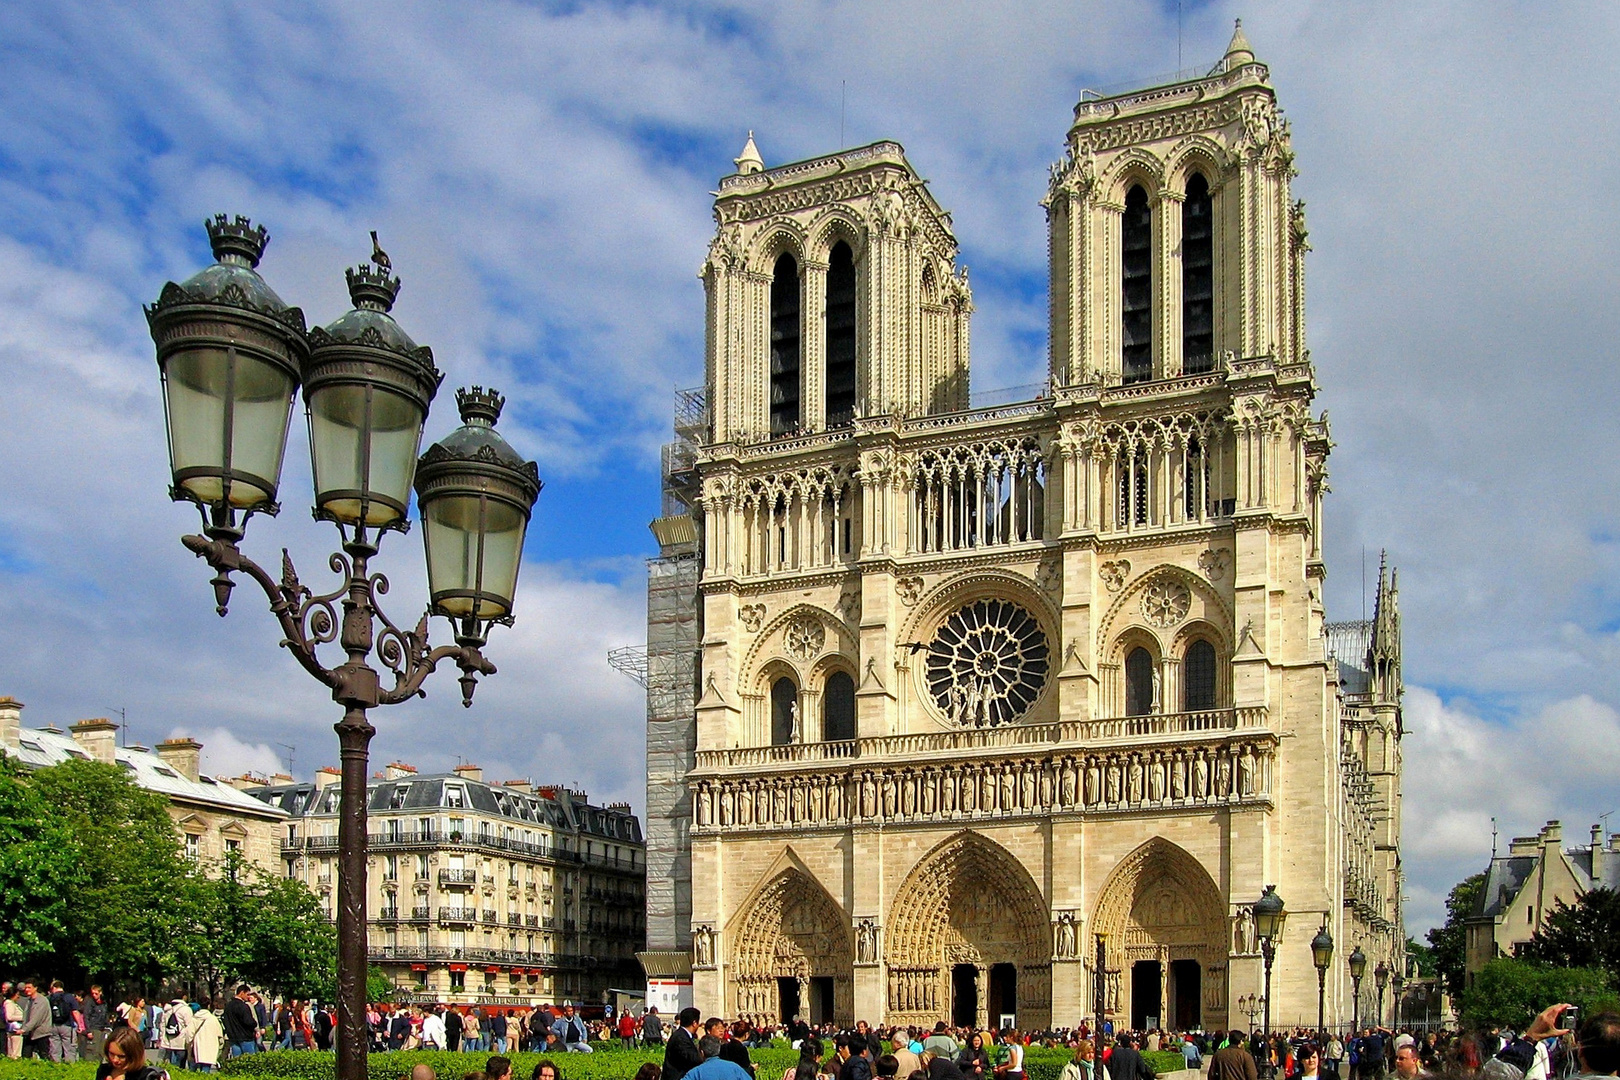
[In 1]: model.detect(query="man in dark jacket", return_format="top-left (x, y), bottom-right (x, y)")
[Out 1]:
top-left (1207, 1031), bottom-right (1258, 1080)
top-left (222, 986), bottom-right (260, 1059)
top-left (444, 1007), bottom-right (463, 1052)
top-left (663, 1008), bottom-right (704, 1080)
top-left (1110, 1034), bottom-right (1158, 1080)
top-left (838, 1033), bottom-right (874, 1080)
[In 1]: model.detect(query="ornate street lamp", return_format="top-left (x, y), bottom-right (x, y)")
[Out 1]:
top-left (1253, 884), bottom-right (1286, 1048)
top-left (1391, 963), bottom-right (1406, 1031)
top-left (1375, 959), bottom-right (1390, 1029)
top-left (1348, 945), bottom-right (1367, 1036)
top-left (1311, 924), bottom-right (1334, 1038)
top-left (148, 217), bottom-right (541, 1080)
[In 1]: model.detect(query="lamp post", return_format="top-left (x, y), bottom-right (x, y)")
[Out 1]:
top-left (1310, 924), bottom-right (1334, 1039)
top-left (1375, 960), bottom-right (1389, 1030)
top-left (1348, 946), bottom-right (1366, 1037)
top-left (1391, 964), bottom-right (1405, 1031)
top-left (148, 217), bottom-right (542, 1080)
top-left (1253, 884), bottom-right (1286, 1048)
top-left (1239, 993), bottom-right (1261, 1030)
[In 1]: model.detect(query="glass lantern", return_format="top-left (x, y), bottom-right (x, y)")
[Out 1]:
top-left (146, 215), bottom-right (308, 521)
top-left (304, 256), bottom-right (442, 532)
top-left (414, 388), bottom-right (542, 626)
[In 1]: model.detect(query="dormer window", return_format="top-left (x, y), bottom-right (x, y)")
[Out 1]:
top-left (389, 784), bottom-right (409, 809)
top-left (445, 785), bottom-right (465, 809)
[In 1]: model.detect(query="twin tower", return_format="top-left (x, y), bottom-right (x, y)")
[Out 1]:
top-left (640, 23), bottom-right (1403, 1036)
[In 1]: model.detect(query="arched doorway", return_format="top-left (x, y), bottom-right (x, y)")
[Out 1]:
top-left (1092, 838), bottom-right (1229, 1032)
top-left (885, 832), bottom-right (1052, 1029)
top-left (728, 868), bottom-right (853, 1026)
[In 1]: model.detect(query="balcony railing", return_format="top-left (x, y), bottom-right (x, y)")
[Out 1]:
top-left (693, 707), bottom-right (1267, 772)
top-left (409, 906), bottom-right (431, 921)
top-left (438, 868), bottom-right (478, 884)
top-left (368, 945), bottom-right (592, 970)
top-left (437, 907), bottom-right (477, 925)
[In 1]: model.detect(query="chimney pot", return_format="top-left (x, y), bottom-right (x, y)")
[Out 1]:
top-left (0, 697), bottom-right (23, 758)
top-left (385, 762), bottom-right (417, 780)
top-left (314, 767), bottom-right (342, 790)
top-left (155, 736), bottom-right (203, 782)
top-left (453, 763), bottom-right (484, 783)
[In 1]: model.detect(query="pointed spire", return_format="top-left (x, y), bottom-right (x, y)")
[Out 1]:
top-left (734, 131), bottom-right (764, 176)
top-left (1225, 18), bottom-right (1256, 67)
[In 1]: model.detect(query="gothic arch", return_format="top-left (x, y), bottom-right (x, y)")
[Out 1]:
top-left (807, 208), bottom-right (868, 263)
top-left (1163, 134), bottom-right (1233, 191)
top-left (1091, 837), bottom-right (1230, 1026)
top-left (1096, 563), bottom-right (1230, 657)
top-left (883, 831), bottom-right (1052, 1027)
top-left (741, 603), bottom-right (856, 689)
top-left (1099, 147), bottom-right (1166, 205)
top-left (750, 218), bottom-right (809, 270)
top-left (726, 865), bottom-right (854, 1025)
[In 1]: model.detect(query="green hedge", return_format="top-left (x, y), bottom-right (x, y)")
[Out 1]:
top-left (0, 1047), bottom-right (1191, 1080)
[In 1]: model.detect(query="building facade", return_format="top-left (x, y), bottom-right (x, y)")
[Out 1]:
top-left (0, 697), bottom-right (287, 873)
top-left (1463, 820), bottom-right (1620, 987)
top-left (253, 762), bottom-right (645, 1007)
top-left (641, 26), bottom-right (1405, 1031)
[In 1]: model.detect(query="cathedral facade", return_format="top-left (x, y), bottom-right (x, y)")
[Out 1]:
top-left (638, 25), bottom-right (1405, 1033)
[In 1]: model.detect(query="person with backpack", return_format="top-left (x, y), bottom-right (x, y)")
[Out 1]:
top-left (49, 980), bottom-right (83, 1062)
top-left (158, 1000), bottom-right (195, 1069)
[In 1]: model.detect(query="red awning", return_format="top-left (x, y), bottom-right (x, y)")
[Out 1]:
top-left (449, 963), bottom-right (468, 972)
top-left (485, 966), bottom-right (501, 974)
top-left (410, 964), bottom-right (428, 972)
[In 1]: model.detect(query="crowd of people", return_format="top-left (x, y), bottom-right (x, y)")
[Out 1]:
top-left (7, 980), bottom-right (1618, 1080)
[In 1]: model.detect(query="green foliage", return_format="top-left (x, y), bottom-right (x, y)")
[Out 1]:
top-left (28, 757), bottom-right (194, 985)
top-left (0, 755), bottom-right (84, 967)
top-left (1426, 871), bottom-right (1486, 998)
top-left (0, 1061), bottom-right (101, 1080)
top-left (1457, 958), bottom-right (1617, 1030)
top-left (1523, 887), bottom-right (1620, 981)
top-left (1405, 937), bottom-right (1435, 978)
top-left (368, 966), bottom-right (398, 1004)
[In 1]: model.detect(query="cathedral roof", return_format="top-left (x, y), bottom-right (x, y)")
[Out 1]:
top-left (1225, 19), bottom-right (1256, 66)
top-left (733, 131), bottom-right (764, 175)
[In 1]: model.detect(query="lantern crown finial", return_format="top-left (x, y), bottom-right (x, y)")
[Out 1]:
top-left (345, 236), bottom-right (401, 312)
top-left (456, 386), bottom-right (505, 426)
top-left (206, 214), bottom-right (269, 268)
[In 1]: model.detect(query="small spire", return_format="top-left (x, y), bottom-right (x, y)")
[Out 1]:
top-left (734, 130), bottom-right (764, 176)
top-left (1225, 18), bottom-right (1256, 66)
top-left (455, 385), bottom-right (505, 426)
top-left (205, 214), bottom-right (269, 268)
top-left (345, 232), bottom-right (401, 311)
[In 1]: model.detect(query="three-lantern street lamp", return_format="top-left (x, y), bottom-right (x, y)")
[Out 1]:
top-left (147, 216), bottom-right (541, 1080)
top-left (1310, 924), bottom-right (1334, 1039)
top-left (1392, 962), bottom-right (1406, 1031)
top-left (1253, 884), bottom-right (1286, 1047)
top-left (1348, 945), bottom-right (1367, 1034)
top-left (1375, 959), bottom-right (1390, 1029)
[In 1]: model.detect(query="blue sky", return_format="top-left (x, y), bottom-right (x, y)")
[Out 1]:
top-left (5, 1), bottom-right (1620, 935)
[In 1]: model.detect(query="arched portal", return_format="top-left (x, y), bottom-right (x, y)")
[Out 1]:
top-left (1092, 838), bottom-right (1229, 1031)
top-left (885, 832), bottom-right (1052, 1029)
top-left (728, 868), bottom-right (853, 1027)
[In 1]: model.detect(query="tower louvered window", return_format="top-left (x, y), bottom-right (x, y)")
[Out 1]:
top-left (1121, 184), bottom-right (1153, 384)
top-left (770, 253), bottom-right (801, 435)
top-left (1182, 173), bottom-right (1214, 373)
top-left (1183, 639), bottom-right (1217, 711)
top-left (825, 241), bottom-right (857, 427)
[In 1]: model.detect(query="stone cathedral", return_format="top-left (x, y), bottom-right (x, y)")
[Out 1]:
top-left (637, 25), bottom-right (1405, 1034)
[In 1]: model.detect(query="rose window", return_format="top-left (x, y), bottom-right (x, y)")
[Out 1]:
top-left (1141, 578), bottom-right (1191, 627)
top-left (924, 599), bottom-right (1050, 727)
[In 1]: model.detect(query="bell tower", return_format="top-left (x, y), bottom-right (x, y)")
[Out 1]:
top-left (701, 136), bottom-right (973, 443)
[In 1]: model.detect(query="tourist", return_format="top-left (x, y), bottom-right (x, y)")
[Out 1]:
top-left (689, 1036), bottom-right (753, 1080)
top-left (222, 987), bottom-right (258, 1059)
top-left (1208, 1029), bottom-right (1257, 1080)
top-left (956, 1033), bottom-right (990, 1080)
top-left (98, 1026), bottom-right (164, 1080)
top-left (995, 1031), bottom-right (1026, 1080)
top-left (421, 1006), bottom-right (446, 1050)
top-left (925, 1023), bottom-right (959, 1059)
top-left (663, 1008), bottom-right (705, 1080)
top-left (445, 1005), bottom-right (464, 1052)
top-left (922, 1049), bottom-right (967, 1080)
top-left (158, 998), bottom-right (195, 1069)
top-left (531, 1059), bottom-right (562, 1080)
top-left (553, 1004), bottom-right (591, 1053)
top-left (1106, 1033), bottom-right (1154, 1080)
top-left (644, 1007), bottom-right (666, 1047)
top-left (189, 1002), bottom-right (223, 1074)
top-left (636, 1065), bottom-right (664, 1080)
top-left (893, 1031), bottom-right (923, 1078)
top-left (720, 1022), bottom-right (756, 1076)
top-left (82, 986), bottom-right (110, 1063)
top-left (488, 1057), bottom-right (513, 1080)
top-left (19, 980), bottom-right (53, 1060)
top-left (1292, 1043), bottom-right (1321, 1080)
top-left (466, 1007), bottom-right (483, 1052)
top-left (5, 984), bottom-right (24, 1059)
top-left (618, 1010), bottom-right (639, 1049)
top-left (839, 1033), bottom-right (875, 1080)
top-left (1062, 1040), bottom-right (1107, 1080)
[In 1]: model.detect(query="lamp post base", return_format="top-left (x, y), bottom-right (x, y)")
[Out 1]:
top-left (335, 708), bottom-right (375, 1080)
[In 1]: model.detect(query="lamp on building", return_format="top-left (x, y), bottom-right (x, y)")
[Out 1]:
top-left (1253, 884), bottom-right (1286, 1046)
top-left (149, 216), bottom-right (540, 1080)
top-left (1348, 946), bottom-right (1367, 1036)
top-left (1375, 959), bottom-right (1390, 1028)
top-left (1391, 962), bottom-right (1405, 1030)
top-left (1310, 924), bottom-right (1334, 1038)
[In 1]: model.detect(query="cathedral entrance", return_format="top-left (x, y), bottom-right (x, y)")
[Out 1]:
top-left (1131, 960), bottom-right (1161, 1030)
top-left (1092, 839), bottom-right (1231, 1031)
top-left (728, 868), bottom-right (854, 1025)
top-left (952, 965), bottom-right (978, 1027)
top-left (777, 978), bottom-right (800, 1025)
top-left (1170, 959), bottom-right (1201, 1030)
top-left (989, 963), bottom-right (1017, 1026)
top-left (885, 832), bottom-right (1052, 1028)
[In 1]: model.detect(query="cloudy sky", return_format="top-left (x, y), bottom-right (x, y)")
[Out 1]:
top-left (4, 1), bottom-right (1619, 935)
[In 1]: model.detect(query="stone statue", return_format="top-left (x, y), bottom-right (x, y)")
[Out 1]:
top-left (1128, 755), bottom-right (1144, 803)
top-left (856, 919), bottom-right (879, 963)
top-left (1151, 666), bottom-right (1162, 712)
top-left (1105, 758), bottom-right (1121, 804)
top-left (789, 699), bottom-right (802, 743)
top-left (1086, 759), bottom-right (1101, 804)
top-left (693, 925), bottom-right (714, 967)
top-left (1170, 754), bottom-right (1187, 800)
top-left (1239, 747), bottom-right (1256, 796)
top-left (1194, 751), bottom-right (1209, 798)
top-left (1061, 762), bottom-right (1077, 806)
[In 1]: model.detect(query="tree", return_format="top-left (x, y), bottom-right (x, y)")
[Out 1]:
top-left (1406, 936), bottom-right (1435, 978)
top-left (29, 758), bottom-right (194, 986)
top-left (1427, 871), bottom-right (1486, 998)
top-left (1458, 958), bottom-right (1616, 1030)
top-left (367, 966), bottom-right (396, 1004)
top-left (1523, 888), bottom-right (1620, 981)
top-left (0, 755), bottom-right (85, 968)
top-left (236, 862), bottom-right (338, 1001)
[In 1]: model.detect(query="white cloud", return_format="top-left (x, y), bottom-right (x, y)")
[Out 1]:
top-left (174, 727), bottom-right (286, 781)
